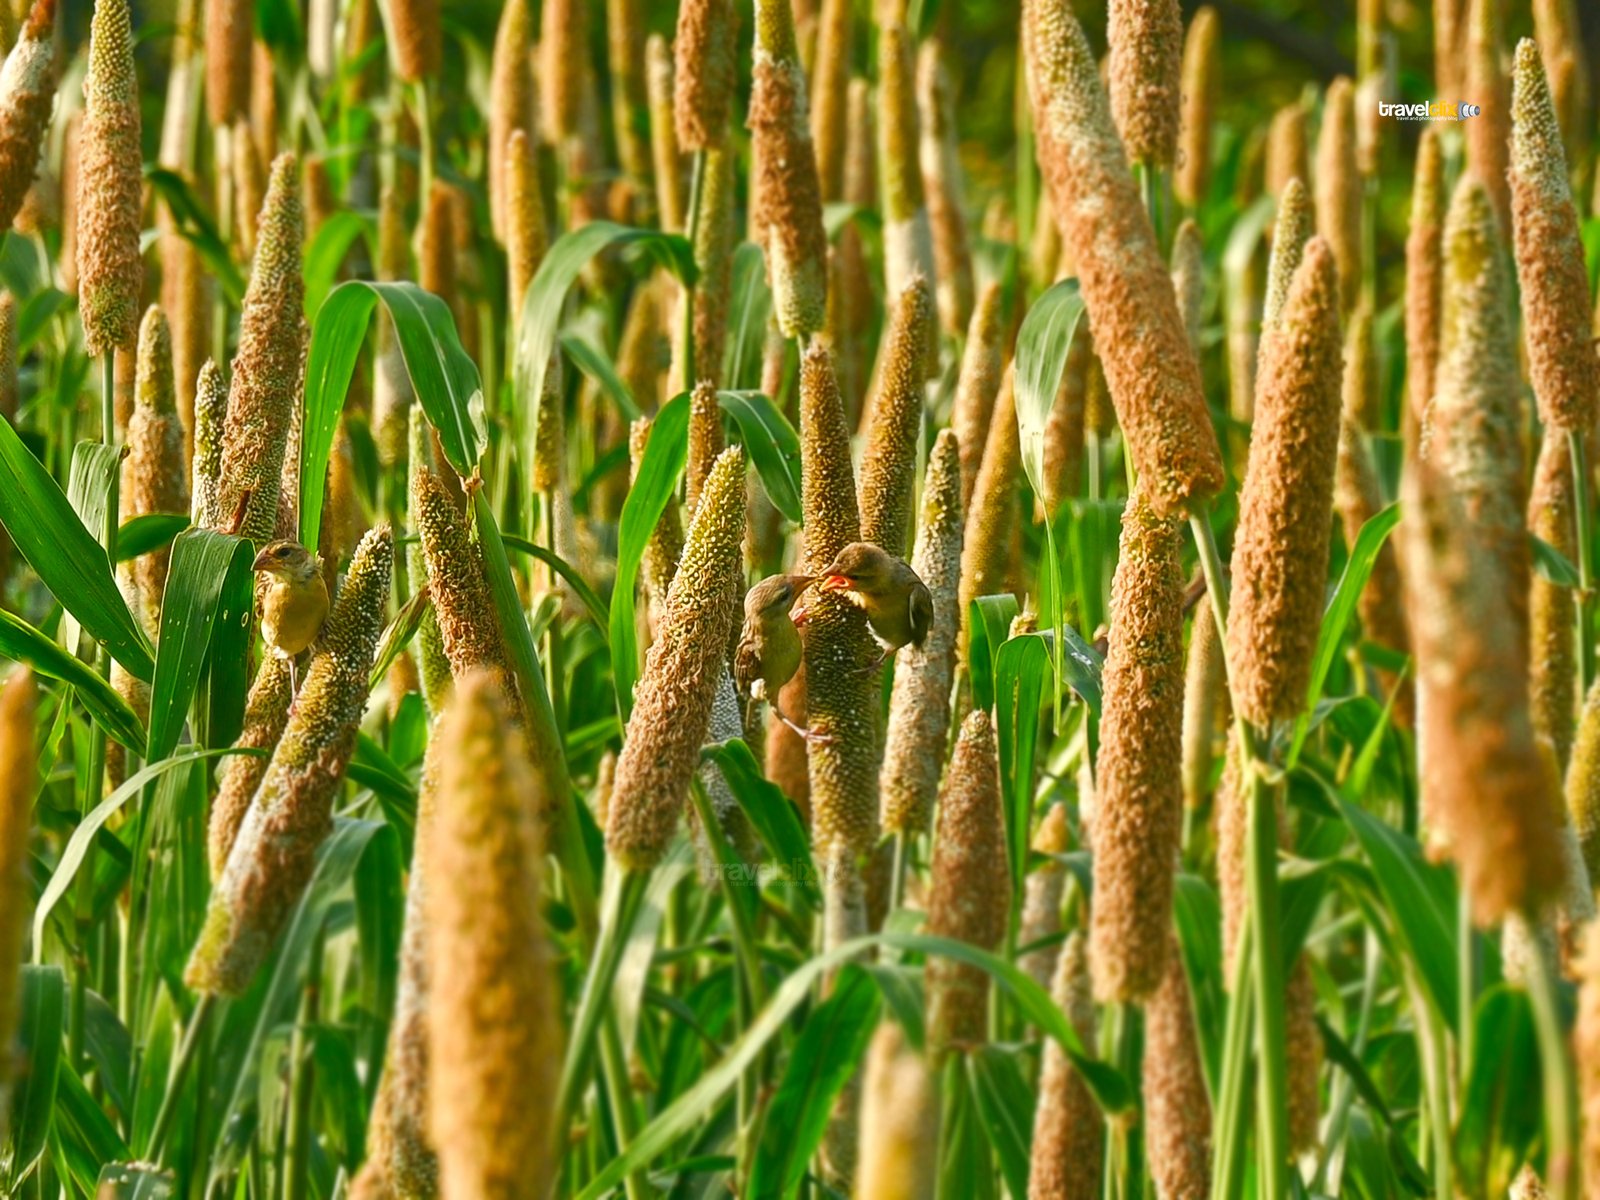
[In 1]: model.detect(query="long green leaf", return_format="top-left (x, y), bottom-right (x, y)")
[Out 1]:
top-left (144, 167), bottom-right (246, 303)
top-left (1012, 278), bottom-right (1085, 500)
top-left (611, 392), bottom-right (690, 721)
top-left (302, 210), bottom-right (373, 317)
top-left (115, 514), bottom-right (189, 562)
top-left (702, 738), bottom-right (818, 907)
top-left (0, 610), bottom-right (145, 749)
top-left (1455, 984), bottom-right (1540, 1198)
top-left (0, 419), bottom-right (153, 681)
top-left (300, 280), bottom-right (488, 547)
top-left (5, 965), bottom-right (64, 1182)
top-left (995, 632), bottom-right (1051, 903)
top-left (718, 390), bottom-right (802, 524)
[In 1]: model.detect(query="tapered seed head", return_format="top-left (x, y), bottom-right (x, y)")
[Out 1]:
top-left (674, 0), bottom-right (739, 151)
top-left (205, 654), bottom-right (293, 878)
top-left (190, 360), bottom-right (228, 528)
top-left (1264, 102), bottom-right (1307, 201)
top-left (881, 429), bottom-right (964, 835)
top-left (1285, 958), bottom-right (1323, 1152)
top-left (1028, 932), bottom-right (1104, 1199)
top-left (959, 367), bottom-right (1020, 626)
top-left (0, 0), bottom-right (56, 234)
top-left (1227, 239), bottom-right (1343, 727)
top-left (950, 282), bottom-right (1006, 511)
top-left (488, 0), bottom-right (535, 244)
top-left (231, 117), bottom-right (264, 260)
top-left (1171, 218), bottom-right (1204, 347)
top-left (686, 380), bottom-right (726, 522)
top-left (1569, 677), bottom-right (1600, 879)
top-left (1315, 77), bottom-right (1360, 309)
top-left (1143, 935), bottom-right (1213, 1198)
top-left (185, 527), bottom-right (393, 995)
top-left (647, 35), bottom-right (685, 231)
top-left (855, 1023), bottom-right (939, 1200)
top-left (539, 0), bottom-right (585, 145)
top-left (688, 146), bottom-right (736, 390)
top-left (0, 668), bottom-right (35, 1137)
top-left (122, 307), bottom-right (190, 632)
top-left (427, 670), bottom-right (560, 1200)
top-left (1262, 178), bottom-right (1312, 336)
top-left (926, 710), bottom-right (1010, 1056)
top-left (205, 0), bottom-right (251, 126)
top-left (505, 129), bottom-right (549, 322)
top-left (810, 0), bottom-right (851, 201)
top-left (1175, 6), bottom-right (1218, 208)
top-left (878, 23), bottom-right (923, 223)
top-left (388, 0), bottom-right (440, 82)
top-left (78, 0), bottom-right (142, 356)
top-left (749, 0), bottom-right (828, 338)
top-left (1023, 0), bottom-right (1224, 518)
top-left (217, 153), bottom-right (305, 546)
top-left (1404, 126), bottom-right (1445, 430)
top-left (1465, 0), bottom-right (1510, 226)
top-left (858, 275), bottom-right (933, 556)
top-left (844, 75), bottom-right (876, 210)
top-left (606, 448), bottom-right (747, 870)
top-left (1181, 590), bottom-right (1226, 810)
top-left (917, 39), bottom-right (973, 336)
top-left (1089, 492), bottom-right (1186, 1002)
top-left (1510, 38), bottom-right (1598, 435)
top-left (1108, 0), bottom-right (1182, 169)
top-left (1017, 804), bottom-right (1072, 990)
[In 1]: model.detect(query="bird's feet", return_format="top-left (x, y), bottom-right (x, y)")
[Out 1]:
top-left (851, 649), bottom-right (893, 675)
top-left (776, 708), bottom-right (834, 744)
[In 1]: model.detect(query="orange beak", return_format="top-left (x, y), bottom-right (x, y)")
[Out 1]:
top-left (819, 574), bottom-right (851, 592)
top-left (251, 548), bottom-right (275, 572)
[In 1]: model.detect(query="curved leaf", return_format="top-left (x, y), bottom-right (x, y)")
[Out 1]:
top-left (115, 514), bottom-right (190, 562)
top-left (718, 390), bottom-right (802, 524)
top-left (0, 609), bottom-right (145, 750)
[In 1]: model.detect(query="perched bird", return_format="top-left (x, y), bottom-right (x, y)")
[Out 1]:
top-left (735, 573), bottom-right (828, 741)
top-left (813, 542), bottom-right (934, 672)
top-left (253, 539), bottom-right (330, 695)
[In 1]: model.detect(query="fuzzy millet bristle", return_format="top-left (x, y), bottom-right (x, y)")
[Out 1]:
top-left (121, 306), bottom-right (189, 633)
top-left (1314, 77), bottom-right (1361, 308)
top-left (1028, 932), bottom-right (1103, 1200)
top-left (389, 0), bottom-right (441, 83)
top-left (0, 0), bottom-right (57, 234)
top-left (1108, 0), bottom-right (1183, 169)
top-left (1404, 126), bottom-right (1445, 430)
top-left (858, 275), bottom-right (932, 556)
top-left (1143, 935), bottom-right (1213, 1198)
top-left (205, 655), bottom-right (293, 879)
top-left (78, 0), bottom-right (143, 356)
top-left (1175, 6), bottom-right (1219, 208)
top-left (674, 0), bottom-right (739, 152)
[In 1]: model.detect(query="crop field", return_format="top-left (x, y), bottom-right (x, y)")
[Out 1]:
top-left (3, 0), bottom-right (1600, 1196)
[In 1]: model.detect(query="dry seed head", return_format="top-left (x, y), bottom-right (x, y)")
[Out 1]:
top-left (159, 213), bottom-right (208, 456)
top-left (78, 0), bottom-right (142, 356)
top-left (749, 0), bottom-right (828, 338)
top-left (407, 411), bottom-right (451, 718)
top-left (489, 0), bottom-right (536, 244)
top-left (926, 710), bottom-right (1010, 1056)
top-left (1404, 459), bottom-right (1565, 924)
top-left (858, 275), bottom-right (932, 556)
top-left (232, 118), bottom-right (265, 260)
top-left (205, 654), bottom-right (293, 878)
top-left (1227, 239), bottom-right (1343, 726)
top-left (605, 0), bottom-right (652, 196)
top-left (190, 360), bottom-right (228, 528)
top-left (0, 294), bottom-right (15, 425)
top-left (1533, 0), bottom-right (1590, 153)
top-left (1017, 804), bottom-right (1071, 990)
top-left (845, 76), bottom-right (876, 209)
top-left (878, 23), bottom-right (924, 223)
top-left (1511, 38), bottom-right (1598, 435)
top-left (605, 448), bottom-right (746, 870)
top-left (918, 39), bottom-right (974, 336)
top-left (1425, 175), bottom-right (1527, 616)
top-left (217, 153), bottom-right (305, 546)
top-left (388, 0), bottom-right (440, 82)
top-left (0, 0), bottom-right (56, 234)
top-left (122, 307), bottom-right (190, 632)
top-left (250, 36), bottom-right (276, 167)
top-left (1568, 678), bottom-right (1600, 879)
top-left (1315, 77), bottom-right (1360, 309)
top-left (1024, 0), bottom-right (1223, 518)
top-left (1108, 0), bottom-right (1182, 169)
top-left (1090, 492), bottom-right (1186, 1002)
top-left (810, 0), bottom-right (851, 200)
top-left (686, 380), bottom-right (725, 522)
top-left (1286, 958), bottom-right (1323, 1151)
top-left (205, 0), bottom-right (251, 126)
top-left (1175, 5), bottom-right (1219, 208)
top-left (1342, 301), bottom-right (1377, 431)
top-left (959, 367), bottom-right (1020, 624)
top-left (675, 0), bottom-right (739, 151)
top-left (1405, 126), bottom-right (1445, 430)
top-left (1265, 102), bottom-right (1309, 200)
top-left (647, 35), bottom-right (685, 231)
top-left (185, 527), bottom-right (393, 995)
top-left (855, 1023), bottom-right (938, 1200)
top-left (1578, 925), bottom-right (1600, 1198)
top-left (426, 671), bottom-right (560, 1200)
top-left (1263, 177), bottom-right (1312, 334)
top-left (1028, 932), bottom-right (1104, 1200)
top-left (539, 0), bottom-right (585, 146)
top-left (1530, 429), bottom-right (1577, 770)
top-left (880, 429), bottom-right (964, 835)
top-left (59, 111), bottom-right (79, 296)
top-left (0, 668), bottom-right (35, 1132)
top-left (1171, 218), bottom-right (1204, 347)
top-left (505, 129), bottom-right (549, 322)
top-left (951, 282), bottom-right (1006, 512)
top-left (1466, 0), bottom-right (1510, 227)
top-left (629, 415), bottom-right (687, 620)
top-left (1143, 935), bottom-right (1213, 1198)
top-left (1181, 591), bottom-right (1226, 810)
top-left (419, 180), bottom-right (456, 313)
top-left (688, 146), bottom-right (736, 389)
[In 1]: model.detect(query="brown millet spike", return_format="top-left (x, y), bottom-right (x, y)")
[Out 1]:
top-left (78, 0), bottom-right (142, 356)
top-left (1529, 428), bottom-right (1577, 771)
top-left (1314, 77), bottom-right (1361, 309)
top-left (674, 0), bottom-right (739, 152)
top-left (1108, 0), bottom-right (1183, 169)
top-left (204, 0), bottom-right (250, 126)
top-left (0, 0), bottom-right (56, 235)
top-left (1404, 127), bottom-right (1444, 433)
top-left (1089, 492), bottom-right (1186, 1002)
top-left (950, 282), bottom-right (1006, 511)
top-left (1227, 238), bottom-right (1344, 727)
top-left (858, 275), bottom-right (933, 557)
top-left (1023, 0), bottom-right (1223, 518)
top-left (1027, 933), bottom-right (1103, 1200)
top-left (1175, 6), bottom-right (1218, 208)
top-left (1143, 935), bottom-right (1213, 1198)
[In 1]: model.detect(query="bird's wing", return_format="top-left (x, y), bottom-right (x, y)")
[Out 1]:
top-left (908, 581), bottom-right (934, 647)
top-left (733, 632), bottom-right (761, 698)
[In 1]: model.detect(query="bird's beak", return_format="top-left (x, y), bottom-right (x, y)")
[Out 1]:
top-left (818, 574), bottom-right (851, 593)
top-left (251, 548), bottom-right (274, 572)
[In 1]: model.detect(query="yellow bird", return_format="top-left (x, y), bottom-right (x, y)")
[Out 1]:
top-left (253, 540), bottom-right (330, 694)
top-left (734, 573), bottom-right (829, 741)
top-left (813, 542), bottom-right (933, 672)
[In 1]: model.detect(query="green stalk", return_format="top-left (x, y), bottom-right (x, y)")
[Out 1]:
top-left (283, 924), bottom-right (323, 1200)
top-left (1523, 919), bottom-right (1578, 1200)
top-left (1315, 931), bottom-right (1381, 1191)
top-left (1569, 430), bottom-right (1593, 694)
top-left (149, 992), bottom-right (218, 1164)
top-left (1410, 973), bottom-right (1454, 1200)
top-left (598, 1019), bottom-right (647, 1199)
top-left (414, 76), bottom-right (435, 212)
top-left (1244, 756), bottom-right (1290, 1200)
top-left (1210, 918), bottom-right (1254, 1199)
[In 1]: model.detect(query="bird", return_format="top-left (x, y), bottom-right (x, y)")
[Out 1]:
top-left (734, 573), bottom-right (830, 741)
top-left (811, 542), bottom-right (934, 672)
top-left (253, 539), bottom-right (330, 696)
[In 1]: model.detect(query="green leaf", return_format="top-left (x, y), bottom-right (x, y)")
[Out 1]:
top-left (513, 222), bottom-right (692, 489)
top-left (718, 390), bottom-right (802, 524)
top-left (16, 287), bottom-right (69, 352)
top-left (702, 738), bottom-right (818, 907)
top-left (0, 418), bottom-right (153, 681)
top-left (300, 280), bottom-right (487, 548)
top-left (367, 585), bottom-right (433, 692)
top-left (610, 391), bottom-right (690, 721)
top-left (559, 329), bottom-right (642, 421)
top-left (51, 1056), bottom-right (132, 1192)
top-left (747, 967), bottom-right (881, 1199)
top-left (967, 1046), bottom-right (1036, 1199)
top-left (968, 594), bottom-right (1021, 712)
top-left (1531, 532), bottom-right (1580, 589)
top-left (5, 965), bottom-right (64, 1182)
top-left (93, 1164), bottom-right (176, 1199)
top-left (146, 530), bottom-right (256, 762)
top-left (144, 167), bottom-right (247, 303)
top-left (0, 609), bottom-right (145, 749)
top-left (302, 210), bottom-right (373, 317)
top-left (1012, 278), bottom-right (1086, 502)
top-left (499, 535), bottom-right (611, 631)
top-left (995, 632), bottom-right (1051, 902)
top-left (1455, 985), bottom-right (1540, 1199)
top-left (115, 514), bottom-right (190, 562)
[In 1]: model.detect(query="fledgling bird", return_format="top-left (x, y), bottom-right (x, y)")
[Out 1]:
top-left (812, 542), bottom-right (934, 672)
top-left (735, 573), bottom-right (829, 741)
top-left (253, 539), bottom-right (330, 695)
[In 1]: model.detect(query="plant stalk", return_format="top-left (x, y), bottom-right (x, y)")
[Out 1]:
top-left (149, 992), bottom-right (218, 1164)
top-left (1569, 430), bottom-right (1593, 694)
top-left (1523, 917), bottom-right (1578, 1200)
